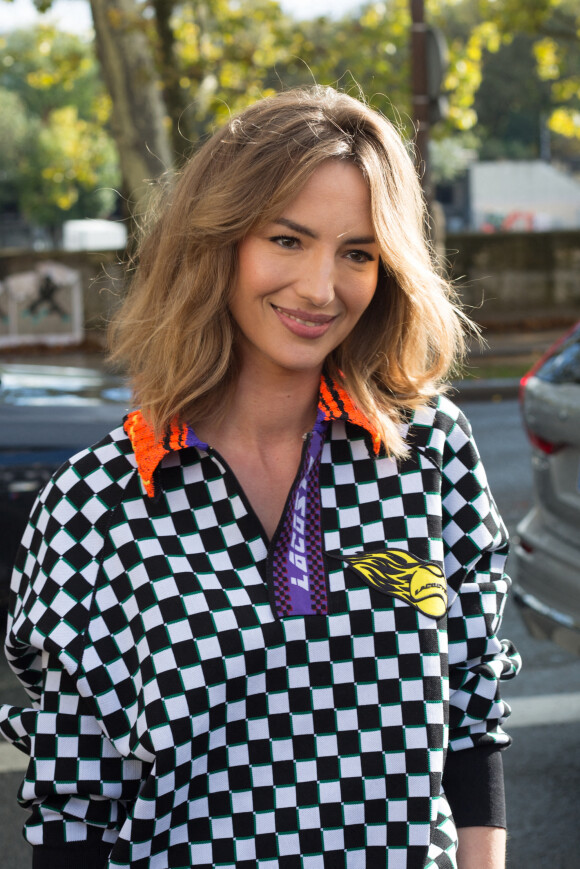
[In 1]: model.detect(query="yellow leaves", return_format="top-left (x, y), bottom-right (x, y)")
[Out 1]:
top-left (427, 0), bottom-right (463, 12)
top-left (448, 105), bottom-right (477, 130)
top-left (177, 20), bottom-right (201, 63)
top-left (534, 37), bottom-right (561, 80)
top-left (199, 32), bottom-right (221, 63)
top-left (12, 25), bottom-right (99, 100)
top-left (219, 62), bottom-right (243, 90)
top-left (439, 18), bottom-right (509, 133)
top-left (169, 0), bottom-right (308, 140)
top-left (552, 77), bottom-right (580, 102)
top-left (27, 69), bottom-right (57, 89)
top-left (56, 190), bottom-right (79, 210)
top-left (92, 93), bottom-right (113, 124)
top-left (548, 108), bottom-right (580, 139)
top-left (1, 23), bottom-right (119, 224)
top-left (384, 0), bottom-right (410, 37)
top-left (360, 4), bottom-right (385, 29)
top-left (34, 105), bottom-right (118, 213)
top-left (473, 21), bottom-right (502, 55)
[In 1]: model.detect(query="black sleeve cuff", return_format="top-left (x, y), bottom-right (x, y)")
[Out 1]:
top-left (33, 843), bottom-right (113, 869)
top-left (443, 746), bottom-right (507, 829)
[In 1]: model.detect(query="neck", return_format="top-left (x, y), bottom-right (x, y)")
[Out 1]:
top-left (213, 362), bottom-right (322, 449)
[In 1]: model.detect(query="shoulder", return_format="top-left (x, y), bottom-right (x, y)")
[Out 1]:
top-left (37, 419), bottom-right (138, 524)
top-left (403, 394), bottom-right (476, 467)
top-left (8, 420), bottom-right (137, 655)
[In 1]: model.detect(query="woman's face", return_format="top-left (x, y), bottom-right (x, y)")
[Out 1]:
top-left (230, 160), bottom-right (380, 379)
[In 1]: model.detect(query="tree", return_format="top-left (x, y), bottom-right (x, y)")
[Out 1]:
top-left (474, 34), bottom-right (554, 160)
top-left (0, 89), bottom-right (29, 209)
top-left (0, 25), bottom-right (120, 228)
top-left (6, 0), bottom-right (580, 218)
top-left (88, 0), bottom-right (173, 215)
top-left (164, 0), bottom-right (305, 151)
top-left (428, 0), bottom-right (580, 142)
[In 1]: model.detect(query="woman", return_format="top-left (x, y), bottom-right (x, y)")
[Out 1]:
top-left (1, 86), bottom-right (520, 869)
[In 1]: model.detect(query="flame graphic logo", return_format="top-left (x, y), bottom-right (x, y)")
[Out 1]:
top-left (335, 549), bottom-right (447, 619)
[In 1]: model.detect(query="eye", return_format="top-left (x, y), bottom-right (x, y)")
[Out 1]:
top-left (346, 249), bottom-right (375, 264)
top-left (270, 235), bottom-right (300, 249)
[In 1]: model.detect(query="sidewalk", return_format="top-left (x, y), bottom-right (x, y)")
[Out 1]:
top-left (0, 325), bottom-right (572, 402)
top-left (454, 326), bottom-right (567, 402)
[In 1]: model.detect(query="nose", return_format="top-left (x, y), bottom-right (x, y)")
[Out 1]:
top-left (296, 251), bottom-right (336, 308)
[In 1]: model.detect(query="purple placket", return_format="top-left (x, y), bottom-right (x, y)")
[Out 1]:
top-left (272, 410), bottom-right (329, 617)
top-left (182, 416), bottom-right (330, 618)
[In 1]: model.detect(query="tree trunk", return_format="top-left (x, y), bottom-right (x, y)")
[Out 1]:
top-left (151, 0), bottom-right (189, 160)
top-left (89, 0), bottom-right (173, 218)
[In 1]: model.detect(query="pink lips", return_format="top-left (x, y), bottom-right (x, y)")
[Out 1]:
top-left (272, 305), bottom-right (337, 339)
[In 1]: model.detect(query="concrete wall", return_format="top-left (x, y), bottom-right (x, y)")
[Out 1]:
top-left (445, 229), bottom-right (580, 327)
top-left (1, 231), bottom-right (579, 346)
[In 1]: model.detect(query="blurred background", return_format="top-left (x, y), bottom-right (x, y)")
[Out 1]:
top-left (0, 1), bottom-right (579, 867)
top-left (1, 0), bottom-right (580, 348)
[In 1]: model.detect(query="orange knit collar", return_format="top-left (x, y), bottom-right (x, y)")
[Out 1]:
top-left (124, 374), bottom-right (381, 498)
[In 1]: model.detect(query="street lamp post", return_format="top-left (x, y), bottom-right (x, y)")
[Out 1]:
top-left (410, 0), bottom-right (432, 206)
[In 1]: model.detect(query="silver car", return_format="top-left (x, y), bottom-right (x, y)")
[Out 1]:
top-left (514, 321), bottom-right (580, 655)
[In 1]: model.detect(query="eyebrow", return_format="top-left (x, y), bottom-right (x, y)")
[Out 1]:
top-left (275, 218), bottom-right (318, 239)
top-left (274, 218), bottom-right (376, 246)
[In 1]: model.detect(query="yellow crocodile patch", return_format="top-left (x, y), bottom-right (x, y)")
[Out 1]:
top-left (337, 549), bottom-right (448, 619)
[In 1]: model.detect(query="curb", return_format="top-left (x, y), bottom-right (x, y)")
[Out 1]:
top-left (451, 378), bottom-right (521, 403)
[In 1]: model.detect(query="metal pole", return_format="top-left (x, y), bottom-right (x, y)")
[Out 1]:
top-left (410, 0), bottom-right (432, 206)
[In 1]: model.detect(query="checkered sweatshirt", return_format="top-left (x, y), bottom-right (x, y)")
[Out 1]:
top-left (0, 378), bottom-right (520, 869)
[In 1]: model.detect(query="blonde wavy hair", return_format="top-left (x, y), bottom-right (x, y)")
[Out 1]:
top-left (109, 85), bottom-right (468, 458)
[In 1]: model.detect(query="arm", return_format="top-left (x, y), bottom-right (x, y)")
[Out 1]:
top-left (0, 441), bottom-right (145, 864)
top-left (457, 826), bottom-right (506, 869)
top-left (0, 658), bottom-right (145, 865)
top-left (439, 403), bottom-right (521, 829)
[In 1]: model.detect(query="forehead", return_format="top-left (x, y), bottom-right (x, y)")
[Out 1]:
top-left (279, 160), bottom-right (372, 218)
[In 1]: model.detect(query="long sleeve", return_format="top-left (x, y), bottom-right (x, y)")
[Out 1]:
top-left (0, 432), bottom-right (148, 860)
top-left (438, 405), bottom-right (521, 826)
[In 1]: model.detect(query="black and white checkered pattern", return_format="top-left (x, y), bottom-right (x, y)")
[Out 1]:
top-left (0, 395), bottom-right (520, 868)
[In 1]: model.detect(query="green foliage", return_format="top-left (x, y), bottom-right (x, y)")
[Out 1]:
top-left (168, 0), bottom-right (302, 143)
top-left (18, 105), bottom-right (120, 225)
top-left (429, 132), bottom-right (478, 182)
top-left (287, 0), bottom-right (413, 130)
top-left (474, 34), bottom-right (553, 159)
top-left (0, 25), bottom-right (120, 227)
top-left (151, 0), bottom-right (413, 150)
top-left (0, 88), bottom-right (32, 209)
top-left (428, 0), bottom-right (580, 143)
top-left (2, 0), bottom-right (580, 230)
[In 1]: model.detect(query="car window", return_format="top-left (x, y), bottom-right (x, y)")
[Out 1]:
top-left (536, 325), bottom-right (580, 384)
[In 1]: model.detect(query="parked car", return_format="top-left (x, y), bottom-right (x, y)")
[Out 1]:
top-left (514, 322), bottom-right (580, 655)
top-left (0, 362), bottom-right (131, 609)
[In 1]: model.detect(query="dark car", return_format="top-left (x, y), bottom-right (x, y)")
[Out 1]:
top-left (0, 362), bottom-right (131, 608)
top-left (514, 322), bottom-right (580, 655)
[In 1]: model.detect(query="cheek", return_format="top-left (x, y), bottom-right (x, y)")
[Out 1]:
top-left (235, 251), bottom-right (282, 302)
top-left (353, 272), bottom-right (379, 317)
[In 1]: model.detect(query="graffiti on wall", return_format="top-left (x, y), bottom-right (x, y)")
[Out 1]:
top-left (477, 211), bottom-right (559, 233)
top-left (0, 262), bottom-right (83, 348)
